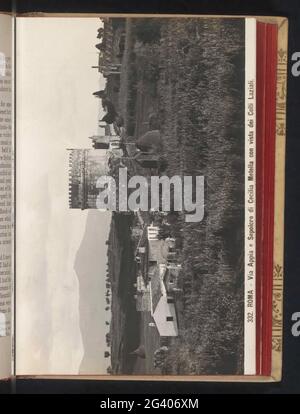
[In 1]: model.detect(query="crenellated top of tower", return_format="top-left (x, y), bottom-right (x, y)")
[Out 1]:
top-left (67, 149), bottom-right (108, 209)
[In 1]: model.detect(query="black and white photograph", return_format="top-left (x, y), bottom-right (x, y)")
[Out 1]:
top-left (68, 17), bottom-right (247, 376)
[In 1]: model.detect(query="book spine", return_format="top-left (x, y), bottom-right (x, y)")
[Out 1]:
top-left (262, 23), bottom-right (277, 376)
top-left (256, 22), bottom-right (278, 376)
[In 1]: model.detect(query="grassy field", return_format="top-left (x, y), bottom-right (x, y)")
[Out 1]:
top-left (156, 18), bottom-right (245, 375)
top-left (110, 17), bottom-right (245, 375)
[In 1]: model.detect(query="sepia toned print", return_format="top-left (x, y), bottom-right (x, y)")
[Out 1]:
top-left (67, 17), bottom-right (246, 376)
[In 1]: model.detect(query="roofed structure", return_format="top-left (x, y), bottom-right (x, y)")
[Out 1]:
top-left (150, 266), bottom-right (178, 337)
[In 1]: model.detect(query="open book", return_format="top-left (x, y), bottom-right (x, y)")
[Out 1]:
top-left (0, 13), bottom-right (287, 382)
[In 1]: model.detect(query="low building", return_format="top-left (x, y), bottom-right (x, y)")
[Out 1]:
top-left (147, 225), bottom-right (159, 240)
top-left (109, 139), bottom-right (121, 151)
top-left (89, 135), bottom-right (110, 149)
top-left (150, 266), bottom-right (178, 337)
top-left (135, 291), bottom-right (151, 312)
top-left (135, 274), bottom-right (151, 312)
top-left (89, 134), bottom-right (120, 149)
top-left (163, 265), bottom-right (181, 293)
top-left (148, 238), bottom-right (172, 266)
top-left (98, 123), bottom-right (114, 135)
top-left (134, 152), bottom-right (161, 169)
top-left (136, 274), bottom-right (148, 293)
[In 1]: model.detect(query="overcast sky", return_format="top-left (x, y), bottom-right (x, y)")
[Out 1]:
top-left (16, 18), bottom-right (111, 375)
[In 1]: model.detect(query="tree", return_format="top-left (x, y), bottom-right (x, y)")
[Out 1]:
top-left (105, 321), bottom-right (110, 326)
top-left (104, 351), bottom-right (110, 358)
top-left (106, 333), bottom-right (111, 347)
top-left (105, 306), bottom-right (110, 311)
top-left (134, 19), bottom-right (162, 44)
top-left (158, 224), bottom-right (172, 240)
top-left (97, 27), bottom-right (104, 38)
top-left (106, 366), bottom-right (113, 374)
top-left (95, 42), bottom-right (105, 52)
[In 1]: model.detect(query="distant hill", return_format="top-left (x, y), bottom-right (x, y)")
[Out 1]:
top-left (74, 210), bottom-right (111, 374)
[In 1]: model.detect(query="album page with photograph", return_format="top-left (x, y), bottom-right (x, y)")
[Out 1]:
top-left (0, 14), bottom-right (288, 382)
